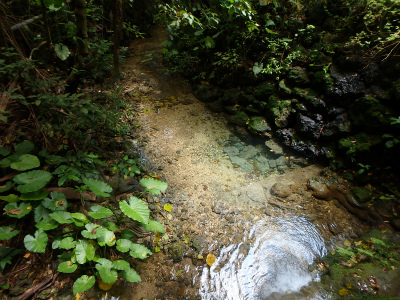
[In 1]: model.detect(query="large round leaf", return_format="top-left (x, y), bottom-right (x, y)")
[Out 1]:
top-left (129, 244), bottom-right (152, 259)
top-left (58, 261), bottom-right (77, 273)
top-left (88, 205), bottom-right (113, 219)
top-left (0, 194), bottom-right (19, 203)
top-left (10, 154), bottom-right (40, 171)
top-left (112, 259), bottom-right (130, 271)
top-left (73, 275), bottom-right (95, 294)
top-left (116, 239), bottom-right (133, 253)
top-left (4, 202), bottom-right (32, 219)
top-left (81, 223), bottom-right (105, 239)
top-left (122, 268), bottom-right (141, 283)
top-left (43, 192), bottom-right (68, 211)
top-left (96, 265), bottom-right (118, 284)
top-left (97, 229), bottom-right (116, 247)
top-left (139, 178), bottom-right (168, 195)
top-left (119, 196), bottom-right (150, 224)
top-left (49, 211), bottom-right (73, 224)
top-left (14, 170), bottom-right (52, 193)
top-left (59, 237), bottom-right (77, 250)
top-left (0, 226), bottom-right (20, 240)
top-left (24, 229), bottom-right (48, 253)
top-left (75, 240), bottom-right (95, 264)
top-left (35, 218), bottom-right (59, 231)
top-left (141, 219), bottom-right (166, 233)
top-left (82, 178), bottom-right (112, 197)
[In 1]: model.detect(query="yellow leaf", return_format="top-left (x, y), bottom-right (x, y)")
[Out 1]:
top-left (346, 283), bottom-right (352, 289)
top-left (24, 252), bottom-right (31, 258)
top-left (338, 288), bottom-right (348, 296)
top-left (344, 240), bottom-right (351, 247)
top-left (75, 293), bottom-right (80, 300)
top-left (197, 254), bottom-right (203, 259)
top-left (98, 277), bottom-right (114, 291)
top-left (164, 203), bottom-right (172, 212)
top-left (206, 254), bottom-right (216, 267)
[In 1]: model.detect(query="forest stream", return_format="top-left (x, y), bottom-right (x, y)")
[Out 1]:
top-left (96, 27), bottom-right (375, 300)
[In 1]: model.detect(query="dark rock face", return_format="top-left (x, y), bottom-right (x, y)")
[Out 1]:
top-left (296, 114), bottom-right (323, 140)
top-left (194, 84), bottom-right (222, 102)
top-left (329, 67), bottom-right (365, 99)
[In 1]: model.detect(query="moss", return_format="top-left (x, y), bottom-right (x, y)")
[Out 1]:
top-left (254, 82), bottom-right (275, 100)
top-left (351, 187), bottom-right (372, 203)
top-left (312, 71), bottom-right (333, 92)
top-left (228, 111), bottom-right (248, 125)
top-left (349, 97), bottom-right (393, 129)
top-left (168, 242), bottom-right (184, 262)
top-left (247, 116), bottom-right (271, 134)
top-left (338, 133), bottom-right (382, 156)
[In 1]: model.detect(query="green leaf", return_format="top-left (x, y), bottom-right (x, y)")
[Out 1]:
top-left (96, 265), bottom-right (118, 284)
top-left (49, 211), bottom-right (73, 224)
top-left (0, 147), bottom-right (10, 156)
top-left (0, 194), bottom-right (19, 203)
top-left (44, 155), bottom-right (67, 165)
top-left (129, 244), bottom-right (152, 259)
top-left (4, 202), bottom-right (32, 218)
top-left (82, 178), bottom-right (112, 197)
top-left (35, 218), bottom-right (59, 231)
top-left (141, 220), bottom-right (165, 233)
top-left (59, 237), bottom-right (77, 249)
top-left (81, 223), bottom-right (105, 239)
top-left (34, 204), bottom-right (50, 222)
top-left (112, 259), bottom-right (130, 271)
top-left (96, 258), bottom-right (113, 268)
top-left (87, 205), bottom-right (113, 219)
top-left (116, 239), bottom-right (133, 253)
top-left (58, 261), bottom-right (77, 273)
top-left (122, 268), bottom-right (141, 283)
top-left (119, 196), bottom-right (150, 224)
top-left (253, 62), bottom-right (263, 75)
top-left (139, 178), bottom-right (168, 195)
top-left (15, 141), bottom-right (34, 154)
top-left (54, 44), bottom-right (70, 61)
top-left (52, 238), bottom-right (62, 249)
top-left (71, 212), bottom-right (89, 226)
top-left (43, 192), bottom-right (68, 211)
top-left (73, 275), bottom-right (95, 294)
top-left (121, 229), bottom-right (136, 239)
top-left (97, 229), bottom-right (116, 247)
top-left (0, 226), bottom-right (20, 240)
top-left (20, 190), bottom-right (49, 200)
top-left (104, 221), bottom-right (120, 232)
top-left (0, 246), bottom-right (21, 269)
top-left (0, 181), bottom-right (13, 193)
top-left (24, 229), bottom-right (48, 253)
top-left (14, 170), bottom-right (52, 193)
top-left (10, 154), bottom-right (40, 171)
top-left (75, 240), bottom-right (95, 264)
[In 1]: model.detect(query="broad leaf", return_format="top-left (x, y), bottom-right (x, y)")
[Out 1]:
top-left (71, 212), bottom-right (89, 227)
top-left (0, 226), bottom-right (20, 240)
top-left (15, 141), bottom-right (34, 154)
top-left (116, 239), bottom-right (133, 253)
top-left (97, 229), bottom-right (116, 247)
top-left (0, 194), bottom-right (19, 203)
top-left (82, 178), bottom-right (112, 197)
top-left (4, 202), bottom-right (32, 218)
top-left (141, 220), bottom-right (166, 233)
top-left (121, 229), bottom-right (136, 239)
top-left (87, 205), bottom-right (113, 219)
top-left (58, 261), bottom-right (77, 273)
top-left (49, 211), bottom-right (73, 224)
top-left (81, 223), bottom-right (105, 239)
top-left (0, 246), bottom-right (21, 269)
top-left (59, 237), bottom-right (77, 249)
top-left (54, 44), bottom-right (70, 60)
top-left (104, 222), bottom-right (120, 232)
top-left (112, 259), bottom-right (130, 271)
top-left (73, 275), bottom-right (95, 294)
top-left (43, 192), bottom-right (68, 211)
top-left (129, 244), bottom-right (152, 259)
top-left (119, 196), bottom-right (150, 224)
top-left (34, 204), bottom-right (50, 222)
top-left (24, 229), bottom-right (48, 253)
top-left (96, 265), bottom-right (118, 284)
top-left (14, 170), bottom-right (52, 193)
top-left (0, 147), bottom-right (10, 156)
top-left (35, 218), bottom-right (59, 231)
top-left (122, 268), bottom-right (141, 283)
top-left (139, 178), bottom-right (168, 195)
top-left (20, 190), bottom-right (48, 200)
top-left (75, 240), bottom-right (95, 264)
top-left (44, 154), bottom-right (67, 165)
top-left (0, 181), bottom-right (13, 193)
top-left (96, 258), bottom-right (113, 268)
top-left (10, 154), bottom-right (40, 171)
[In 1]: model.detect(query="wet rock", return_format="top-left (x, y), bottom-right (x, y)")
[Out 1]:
top-left (287, 66), bottom-right (310, 86)
top-left (222, 89), bottom-right (241, 105)
top-left (312, 71), bottom-right (334, 93)
top-left (239, 145), bottom-right (259, 160)
top-left (271, 100), bottom-right (294, 128)
top-left (247, 116), bottom-right (272, 136)
top-left (329, 67), bottom-right (365, 98)
top-left (271, 183), bottom-right (292, 198)
top-left (296, 114), bottom-right (323, 140)
top-left (275, 156), bottom-right (288, 168)
top-left (351, 187), bottom-right (372, 203)
top-left (255, 155), bottom-right (270, 173)
top-left (245, 183), bottom-right (266, 203)
top-left (230, 156), bottom-right (253, 172)
top-left (54, 288), bottom-right (74, 300)
top-left (227, 111), bottom-right (248, 125)
top-left (254, 81), bottom-right (275, 100)
top-left (212, 201), bottom-right (227, 214)
top-left (194, 84), bottom-right (222, 102)
top-left (192, 235), bottom-right (206, 253)
top-left (349, 96), bottom-right (392, 129)
top-left (208, 99), bottom-right (225, 112)
top-left (321, 113), bottom-right (351, 137)
top-left (278, 79), bottom-right (293, 96)
top-left (265, 139), bottom-right (285, 155)
top-left (169, 242), bottom-right (184, 262)
top-left (223, 146), bottom-right (239, 157)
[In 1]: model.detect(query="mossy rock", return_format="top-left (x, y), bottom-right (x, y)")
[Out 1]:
top-left (287, 66), bottom-right (310, 86)
top-left (227, 111), bottom-right (248, 125)
top-left (254, 81), bottom-right (275, 100)
top-left (222, 89), bottom-right (241, 105)
top-left (312, 71), bottom-right (333, 92)
top-left (168, 242), bottom-right (184, 262)
top-left (351, 187), bottom-right (372, 203)
top-left (194, 84), bottom-right (222, 103)
top-left (278, 79), bottom-right (293, 96)
top-left (338, 132), bottom-right (382, 156)
top-left (349, 97), bottom-right (393, 129)
top-left (248, 116), bottom-right (271, 134)
top-left (293, 87), bottom-right (319, 101)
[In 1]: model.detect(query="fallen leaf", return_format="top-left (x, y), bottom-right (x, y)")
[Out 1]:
top-left (206, 253), bottom-right (216, 267)
top-left (338, 288), bottom-right (348, 296)
top-left (164, 203), bottom-right (172, 212)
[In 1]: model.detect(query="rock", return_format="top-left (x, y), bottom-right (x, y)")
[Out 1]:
top-left (278, 79), bottom-right (293, 96)
top-left (265, 139), bottom-right (285, 155)
top-left (351, 187), bottom-right (372, 203)
top-left (255, 155), bottom-right (270, 173)
top-left (222, 89), bottom-right (241, 105)
top-left (227, 111), bottom-right (248, 125)
top-left (247, 116), bottom-right (272, 135)
top-left (194, 84), bottom-right (222, 102)
top-left (245, 183), bottom-right (266, 203)
top-left (54, 288), bottom-right (74, 300)
top-left (321, 113), bottom-right (351, 137)
top-left (329, 67), bottom-right (365, 98)
top-left (230, 155), bottom-right (253, 172)
top-left (223, 146), bottom-right (240, 157)
top-left (296, 114), bottom-right (324, 140)
top-left (239, 145), bottom-right (259, 160)
top-left (208, 99), bottom-right (225, 112)
top-left (254, 81), bottom-right (275, 100)
top-left (192, 235), bottom-right (206, 253)
top-left (312, 71), bottom-right (334, 93)
top-left (271, 183), bottom-right (292, 198)
top-left (287, 66), bottom-right (310, 86)
top-left (349, 96), bottom-right (392, 129)
top-left (169, 242), bottom-right (184, 262)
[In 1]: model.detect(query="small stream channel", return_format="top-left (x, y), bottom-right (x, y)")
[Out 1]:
top-left (105, 27), bottom-right (371, 300)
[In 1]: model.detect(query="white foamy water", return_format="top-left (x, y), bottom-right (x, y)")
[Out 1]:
top-left (199, 216), bottom-right (327, 300)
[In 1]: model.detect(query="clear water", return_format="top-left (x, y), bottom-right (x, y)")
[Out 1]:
top-left (199, 216), bottom-right (327, 300)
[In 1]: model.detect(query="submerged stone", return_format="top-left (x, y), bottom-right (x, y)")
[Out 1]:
top-left (169, 242), bottom-right (184, 262)
top-left (248, 116), bottom-right (272, 135)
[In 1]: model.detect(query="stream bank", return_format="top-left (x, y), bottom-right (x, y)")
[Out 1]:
top-left (84, 27), bottom-right (399, 300)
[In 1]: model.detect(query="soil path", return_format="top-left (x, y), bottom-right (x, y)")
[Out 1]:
top-left (99, 27), bottom-right (368, 300)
